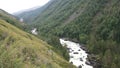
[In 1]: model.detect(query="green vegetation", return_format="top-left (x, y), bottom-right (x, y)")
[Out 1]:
top-left (0, 9), bottom-right (25, 29)
top-left (0, 16), bottom-right (75, 68)
top-left (14, 0), bottom-right (53, 24)
top-left (15, 0), bottom-right (120, 68)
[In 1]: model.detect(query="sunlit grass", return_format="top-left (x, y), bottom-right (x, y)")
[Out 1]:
top-left (0, 19), bottom-right (75, 68)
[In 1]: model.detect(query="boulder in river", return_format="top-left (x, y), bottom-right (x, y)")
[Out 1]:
top-left (80, 58), bottom-right (83, 61)
top-left (78, 65), bottom-right (82, 68)
top-left (73, 52), bottom-right (79, 54)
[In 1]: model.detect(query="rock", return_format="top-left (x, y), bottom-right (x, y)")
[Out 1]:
top-left (70, 56), bottom-right (74, 58)
top-left (86, 51), bottom-right (90, 54)
top-left (80, 46), bottom-right (87, 51)
top-left (70, 62), bottom-right (73, 64)
top-left (78, 49), bottom-right (81, 51)
top-left (78, 65), bottom-right (82, 68)
top-left (73, 52), bottom-right (79, 54)
top-left (67, 48), bottom-right (71, 50)
top-left (88, 54), bottom-right (102, 68)
top-left (85, 61), bottom-right (91, 65)
top-left (80, 58), bottom-right (83, 61)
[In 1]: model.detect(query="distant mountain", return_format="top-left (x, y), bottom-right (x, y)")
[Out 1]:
top-left (13, 6), bottom-right (40, 15)
top-left (14, 0), bottom-right (53, 24)
top-left (0, 9), bottom-right (75, 68)
top-left (15, 0), bottom-right (120, 68)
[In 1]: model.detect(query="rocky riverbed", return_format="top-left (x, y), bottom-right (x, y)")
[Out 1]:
top-left (60, 39), bottom-right (93, 68)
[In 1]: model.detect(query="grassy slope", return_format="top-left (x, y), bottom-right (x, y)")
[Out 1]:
top-left (0, 9), bottom-right (25, 29)
top-left (0, 19), bottom-right (75, 68)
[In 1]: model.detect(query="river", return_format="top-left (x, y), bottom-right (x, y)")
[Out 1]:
top-left (60, 39), bottom-right (93, 68)
top-left (31, 28), bottom-right (38, 35)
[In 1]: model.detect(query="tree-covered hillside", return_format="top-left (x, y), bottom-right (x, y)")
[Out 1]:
top-left (16, 0), bottom-right (120, 68)
top-left (0, 10), bottom-right (75, 68)
top-left (14, 0), bottom-right (54, 24)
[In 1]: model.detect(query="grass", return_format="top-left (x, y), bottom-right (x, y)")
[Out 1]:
top-left (0, 19), bottom-right (75, 68)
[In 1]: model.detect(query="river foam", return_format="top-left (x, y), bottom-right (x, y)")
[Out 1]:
top-left (60, 39), bottom-right (93, 68)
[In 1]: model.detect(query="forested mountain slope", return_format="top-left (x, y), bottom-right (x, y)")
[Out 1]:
top-left (15, 0), bottom-right (120, 68)
top-left (13, 7), bottom-right (44, 24)
top-left (0, 10), bottom-right (75, 68)
top-left (14, 0), bottom-right (53, 24)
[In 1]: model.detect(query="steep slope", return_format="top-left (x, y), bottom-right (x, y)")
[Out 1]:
top-left (15, 0), bottom-right (120, 68)
top-left (0, 12), bottom-right (75, 68)
top-left (0, 9), bottom-right (24, 29)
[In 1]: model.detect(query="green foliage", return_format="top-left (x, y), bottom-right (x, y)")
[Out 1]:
top-left (0, 9), bottom-right (25, 29)
top-left (79, 34), bottom-right (88, 44)
top-left (103, 49), bottom-right (113, 68)
top-left (0, 19), bottom-right (75, 68)
top-left (16, 0), bottom-right (120, 67)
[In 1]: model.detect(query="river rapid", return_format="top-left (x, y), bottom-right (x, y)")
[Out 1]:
top-left (60, 39), bottom-right (93, 68)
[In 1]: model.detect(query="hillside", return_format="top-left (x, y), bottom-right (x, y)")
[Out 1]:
top-left (13, 7), bottom-right (44, 24)
top-left (15, 0), bottom-right (120, 68)
top-left (0, 9), bottom-right (24, 29)
top-left (0, 11), bottom-right (75, 68)
top-left (14, 0), bottom-right (53, 24)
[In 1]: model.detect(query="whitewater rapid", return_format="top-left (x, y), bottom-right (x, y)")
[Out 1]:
top-left (31, 28), bottom-right (38, 35)
top-left (60, 39), bottom-right (93, 68)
